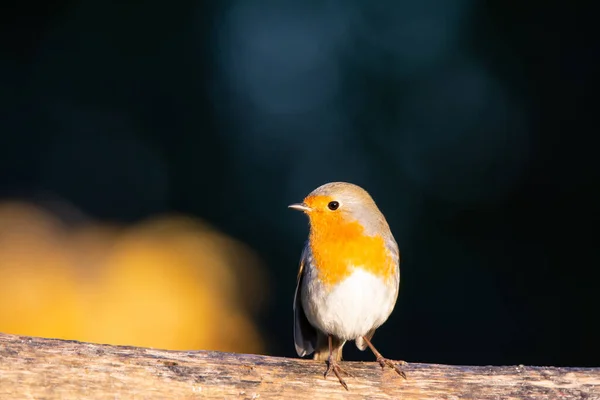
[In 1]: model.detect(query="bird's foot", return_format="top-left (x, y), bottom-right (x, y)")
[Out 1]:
top-left (324, 358), bottom-right (352, 390)
top-left (376, 356), bottom-right (407, 379)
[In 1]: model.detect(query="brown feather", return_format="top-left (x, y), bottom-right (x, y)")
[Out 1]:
top-left (313, 332), bottom-right (345, 361)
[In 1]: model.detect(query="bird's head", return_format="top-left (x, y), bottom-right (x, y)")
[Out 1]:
top-left (288, 182), bottom-right (389, 237)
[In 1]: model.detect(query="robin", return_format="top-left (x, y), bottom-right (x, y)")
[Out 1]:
top-left (289, 182), bottom-right (406, 390)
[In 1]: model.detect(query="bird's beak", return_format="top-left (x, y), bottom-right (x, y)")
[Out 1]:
top-left (288, 203), bottom-right (311, 212)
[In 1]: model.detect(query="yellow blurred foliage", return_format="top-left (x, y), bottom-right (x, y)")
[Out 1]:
top-left (0, 201), bottom-right (266, 354)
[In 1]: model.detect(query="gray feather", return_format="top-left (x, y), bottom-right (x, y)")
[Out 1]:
top-left (293, 247), bottom-right (317, 357)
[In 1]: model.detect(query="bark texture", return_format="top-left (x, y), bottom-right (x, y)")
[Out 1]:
top-left (1, 333), bottom-right (598, 399)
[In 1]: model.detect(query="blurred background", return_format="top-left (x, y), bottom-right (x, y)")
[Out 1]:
top-left (0, 1), bottom-right (598, 367)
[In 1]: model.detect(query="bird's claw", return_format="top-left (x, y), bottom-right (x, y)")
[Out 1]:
top-left (324, 360), bottom-right (351, 390)
top-left (377, 356), bottom-right (407, 379)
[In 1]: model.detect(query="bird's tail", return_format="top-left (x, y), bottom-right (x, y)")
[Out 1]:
top-left (312, 332), bottom-right (345, 361)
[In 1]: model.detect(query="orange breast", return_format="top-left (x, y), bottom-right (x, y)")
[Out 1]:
top-left (308, 215), bottom-right (396, 287)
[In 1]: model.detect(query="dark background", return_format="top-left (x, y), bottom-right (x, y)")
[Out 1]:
top-left (1, 1), bottom-right (598, 367)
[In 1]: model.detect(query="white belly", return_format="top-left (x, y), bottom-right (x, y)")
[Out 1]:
top-left (301, 267), bottom-right (397, 341)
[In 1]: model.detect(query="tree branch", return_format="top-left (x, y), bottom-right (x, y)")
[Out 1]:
top-left (0, 333), bottom-right (598, 399)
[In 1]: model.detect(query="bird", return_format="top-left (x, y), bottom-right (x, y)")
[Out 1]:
top-left (288, 181), bottom-right (406, 390)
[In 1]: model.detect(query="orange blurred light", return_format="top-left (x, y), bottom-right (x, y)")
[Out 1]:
top-left (0, 201), bottom-right (266, 354)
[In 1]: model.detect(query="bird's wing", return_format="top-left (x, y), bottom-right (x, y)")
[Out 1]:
top-left (385, 235), bottom-right (401, 304)
top-left (293, 244), bottom-right (317, 357)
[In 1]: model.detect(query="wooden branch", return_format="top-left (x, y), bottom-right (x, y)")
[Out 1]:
top-left (1, 333), bottom-right (598, 399)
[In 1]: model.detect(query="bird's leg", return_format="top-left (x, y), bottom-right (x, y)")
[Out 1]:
top-left (324, 334), bottom-right (351, 390)
top-left (361, 335), bottom-right (407, 379)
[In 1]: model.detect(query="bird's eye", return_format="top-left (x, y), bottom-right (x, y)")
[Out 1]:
top-left (327, 201), bottom-right (339, 211)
